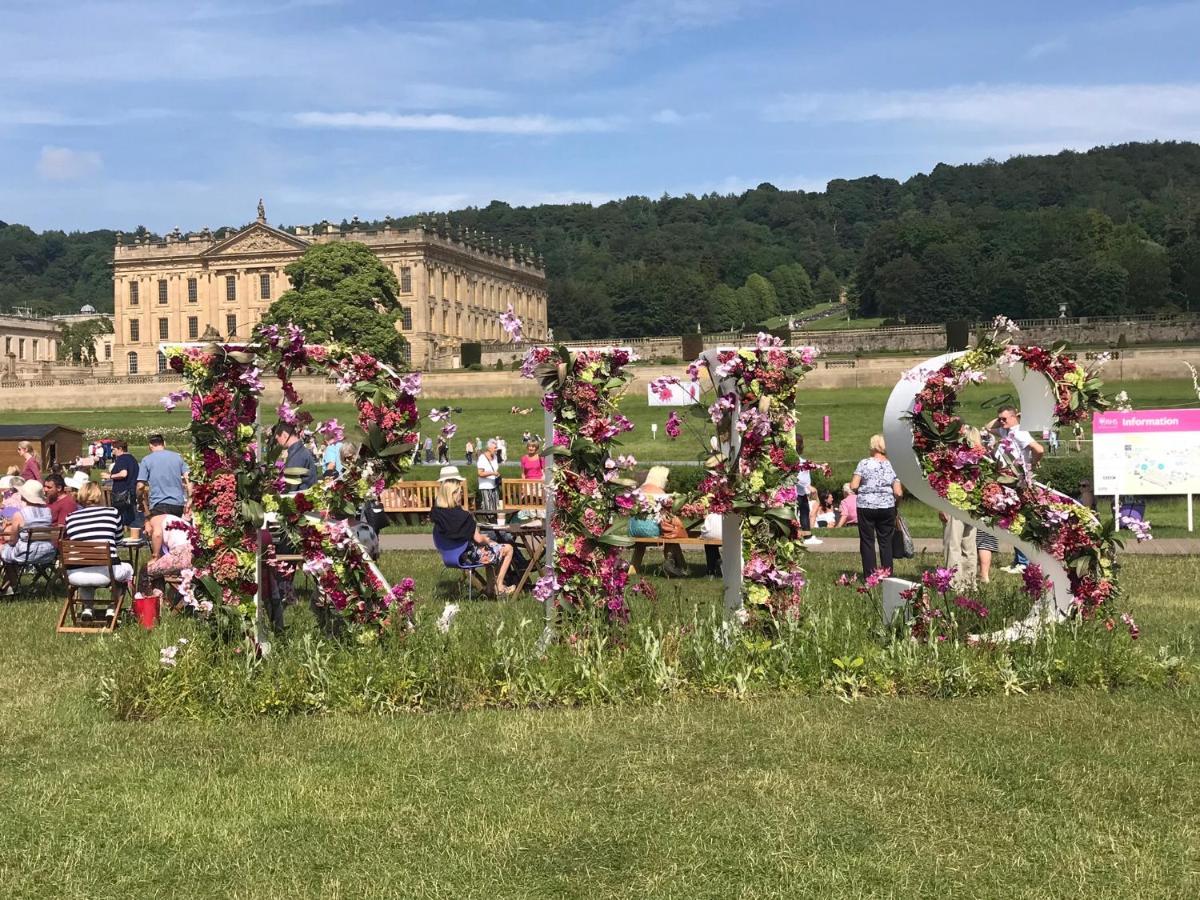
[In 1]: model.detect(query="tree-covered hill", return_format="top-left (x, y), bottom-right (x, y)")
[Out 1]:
top-left (4, 141), bottom-right (1200, 337)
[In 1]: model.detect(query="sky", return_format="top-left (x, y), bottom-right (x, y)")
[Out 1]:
top-left (3, 0), bottom-right (1200, 232)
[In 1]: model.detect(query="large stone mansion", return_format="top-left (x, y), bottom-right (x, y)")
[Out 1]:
top-left (111, 203), bottom-right (548, 373)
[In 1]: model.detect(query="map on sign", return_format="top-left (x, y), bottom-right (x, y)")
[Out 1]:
top-left (1092, 409), bottom-right (1200, 495)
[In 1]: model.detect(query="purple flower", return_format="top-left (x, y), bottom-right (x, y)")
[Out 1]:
top-left (159, 389), bottom-right (191, 412)
top-left (532, 572), bottom-right (558, 603)
top-left (500, 304), bottom-right (524, 342)
top-left (665, 411), bottom-right (682, 439)
top-left (428, 408), bottom-right (450, 423)
top-left (953, 595), bottom-right (990, 618)
top-left (398, 372), bottom-right (422, 396)
top-left (921, 566), bottom-right (955, 594)
top-left (441, 422), bottom-right (458, 440)
top-left (318, 419), bottom-right (345, 444)
top-left (1021, 563), bottom-right (1049, 598)
top-left (1120, 516), bottom-right (1153, 542)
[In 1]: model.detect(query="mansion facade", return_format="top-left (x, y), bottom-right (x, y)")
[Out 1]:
top-left (111, 204), bottom-right (548, 374)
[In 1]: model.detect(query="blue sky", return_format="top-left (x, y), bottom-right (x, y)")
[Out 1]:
top-left (4, 0), bottom-right (1200, 232)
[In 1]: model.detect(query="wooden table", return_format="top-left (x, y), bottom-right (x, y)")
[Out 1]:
top-left (118, 537), bottom-right (150, 579)
top-left (483, 522), bottom-right (546, 594)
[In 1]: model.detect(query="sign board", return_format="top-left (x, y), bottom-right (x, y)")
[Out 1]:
top-left (647, 381), bottom-right (700, 406)
top-left (1092, 409), bottom-right (1200, 495)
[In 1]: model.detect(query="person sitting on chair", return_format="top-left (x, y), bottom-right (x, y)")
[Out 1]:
top-left (431, 466), bottom-right (514, 596)
top-left (63, 482), bottom-right (134, 623)
top-left (145, 511), bottom-right (193, 580)
top-left (1, 480), bottom-right (56, 595)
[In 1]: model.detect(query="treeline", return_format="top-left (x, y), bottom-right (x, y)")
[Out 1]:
top-left (4, 142), bottom-right (1200, 336)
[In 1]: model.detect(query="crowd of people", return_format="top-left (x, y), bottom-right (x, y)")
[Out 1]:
top-left (1, 435), bottom-right (193, 620)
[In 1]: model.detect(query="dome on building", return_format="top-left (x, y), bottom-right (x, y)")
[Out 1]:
top-left (80, 304), bottom-right (96, 314)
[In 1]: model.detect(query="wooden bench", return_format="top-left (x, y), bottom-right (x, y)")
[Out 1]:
top-left (379, 479), bottom-right (548, 517)
top-left (628, 535), bottom-right (722, 574)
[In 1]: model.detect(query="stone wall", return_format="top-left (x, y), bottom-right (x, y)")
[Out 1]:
top-left (2, 347), bottom-right (1196, 412)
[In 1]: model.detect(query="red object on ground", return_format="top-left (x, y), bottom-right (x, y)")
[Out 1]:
top-left (132, 593), bottom-right (159, 629)
top-left (823, 415), bottom-right (831, 442)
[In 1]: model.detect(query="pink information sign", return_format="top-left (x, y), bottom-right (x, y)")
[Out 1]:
top-left (1092, 408), bottom-right (1200, 495)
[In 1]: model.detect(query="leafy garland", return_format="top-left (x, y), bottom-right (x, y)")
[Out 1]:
top-left (908, 318), bottom-right (1123, 617)
top-left (523, 345), bottom-right (636, 621)
top-left (164, 323), bottom-right (420, 642)
top-left (656, 334), bottom-right (820, 623)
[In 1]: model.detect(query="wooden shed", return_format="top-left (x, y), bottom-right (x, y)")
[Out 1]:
top-left (0, 424), bottom-right (86, 476)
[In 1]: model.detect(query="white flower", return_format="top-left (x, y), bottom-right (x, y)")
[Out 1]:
top-left (732, 607), bottom-right (750, 625)
top-left (160, 645), bottom-right (179, 667)
top-left (437, 603), bottom-right (460, 634)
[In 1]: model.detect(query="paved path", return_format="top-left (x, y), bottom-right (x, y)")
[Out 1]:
top-left (381, 533), bottom-right (1198, 556)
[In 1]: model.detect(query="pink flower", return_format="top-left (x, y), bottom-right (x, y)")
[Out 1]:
top-left (921, 566), bottom-right (955, 594)
top-left (500, 304), bottom-right (524, 342)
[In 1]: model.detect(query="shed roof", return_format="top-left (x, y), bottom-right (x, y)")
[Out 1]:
top-left (0, 424), bottom-right (86, 440)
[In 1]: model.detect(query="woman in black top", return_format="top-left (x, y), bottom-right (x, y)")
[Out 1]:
top-left (431, 470), bottom-right (514, 595)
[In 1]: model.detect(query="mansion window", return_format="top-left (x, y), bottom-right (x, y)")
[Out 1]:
top-left (3, 337), bottom-right (9, 354)
top-left (158, 318), bottom-right (169, 341)
top-left (188, 278), bottom-right (198, 303)
top-left (260, 273), bottom-right (271, 300)
top-left (399, 342), bottom-right (411, 364)
top-left (226, 275), bottom-right (237, 301)
top-left (129, 281), bottom-right (139, 305)
top-left (226, 314), bottom-right (237, 337)
top-left (400, 267), bottom-right (412, 293)
top-left (129, 320), bottom-right (140, 342)
top-left (18, 338), bottom-right (24, 359)
top-left (158, 279), bottom-right (168, 304)
top-left (104, 343), bottom-right (112, 360)
top-left (188, 316), bottom-right (199, 340)
top-left (127, 352), bottom-right (139, 375)
top-left (31, 339), bottom-right (39, 360)
top-left (400, 306), bottom-right (413, 330)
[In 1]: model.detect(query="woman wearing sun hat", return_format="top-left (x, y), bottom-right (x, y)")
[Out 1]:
top-left (0, 480), bottom-right (56, 594)
top-left (431, 466), bottom-right (515, 596)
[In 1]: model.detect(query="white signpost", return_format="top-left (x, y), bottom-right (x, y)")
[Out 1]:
top-left (1092, 408), bottom-right (1200, 532)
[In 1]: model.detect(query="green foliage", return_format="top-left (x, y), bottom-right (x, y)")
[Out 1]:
top-left (260, 242), bottom-right (409, 365)
top-left (9, 142), bottom-right (1200, 334)
top-left (1037, 456), bottom-right (1093, 496)
top-left (98, 553), bottom-right (1194, 719)
top-left (56, 316), bottom-right (112, 364)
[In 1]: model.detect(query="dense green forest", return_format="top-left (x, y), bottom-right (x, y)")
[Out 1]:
top-left (4, 142), bottom-right (1200, 338)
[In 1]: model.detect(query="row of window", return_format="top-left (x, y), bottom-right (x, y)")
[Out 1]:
top-left (4, 336), bottom-right (40, 360)
top-left (129, 315), bottom-right (238, 342)
top-left (128, 274), bottom-right (272, 306)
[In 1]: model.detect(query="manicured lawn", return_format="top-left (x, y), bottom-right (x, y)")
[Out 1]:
top-left (0, 552), bottom-right (1195, 897)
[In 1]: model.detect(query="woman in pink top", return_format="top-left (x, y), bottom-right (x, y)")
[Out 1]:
top-left (520, 442), bottom-right (545, 480)
top-left (835, 482), bottom-right (858, 528)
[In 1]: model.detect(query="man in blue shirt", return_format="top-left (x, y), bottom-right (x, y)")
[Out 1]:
top-left (137, 434), bottom-right (190, 518)
top-left (275, 423), bottom-right (318, 492)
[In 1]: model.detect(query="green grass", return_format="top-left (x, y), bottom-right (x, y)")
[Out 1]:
top-left (0, 552), bottom-right (1197, 897)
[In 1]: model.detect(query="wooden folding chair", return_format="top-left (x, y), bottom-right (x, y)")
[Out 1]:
top-left (56, 540), bottom-right (124, 635)
top-left (13, 525), bottom-right (63, 596)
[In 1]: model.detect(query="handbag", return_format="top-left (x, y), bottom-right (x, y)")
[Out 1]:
top-left (660, 515), bottom-right (687, 540)
top-left (892, 511), bottom-right (915, 559)
top-left (628, 517), bottom-right (661, 538)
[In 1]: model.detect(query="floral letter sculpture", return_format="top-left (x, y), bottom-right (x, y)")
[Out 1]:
top-left (166, 324), bottom-right (420, 645)
top-left (883, 318), bottom-right (1122, 639)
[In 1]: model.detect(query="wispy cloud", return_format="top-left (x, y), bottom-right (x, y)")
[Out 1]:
top-left (764, 83), bottom-right (1200, 141)
top-left (292, 111), bottom-right (624, 134)
top-left (1025, 37), bottom-right (1068, 60)
top-left (36, 146), bottom-right (102, 181)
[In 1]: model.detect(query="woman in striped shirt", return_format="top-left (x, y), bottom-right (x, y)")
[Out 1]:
top-left (64, 482), bottom-right (134, 622)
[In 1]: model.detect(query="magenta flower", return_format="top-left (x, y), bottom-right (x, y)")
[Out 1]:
top-left (1021, 563), bottom-right (1049, 599)
top-left (665, 411), bottom-right (682, 439)
top-left (921, 566), bottom-right (955, 594)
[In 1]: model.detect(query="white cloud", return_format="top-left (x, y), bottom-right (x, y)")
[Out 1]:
top-left (1025, 37), bottom-right (1068, 60)
top-left (764, 83), bottom-right (1200, 142)
top-left (36, 146), bottom-right (102, 181)
top-left (292, 111), bottom-right (624, 134)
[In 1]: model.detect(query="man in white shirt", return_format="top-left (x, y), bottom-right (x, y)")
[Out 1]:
top-left (477, 439), bottom-right (500, 512)
top-left (987, 405), bottom-right (1044, 573)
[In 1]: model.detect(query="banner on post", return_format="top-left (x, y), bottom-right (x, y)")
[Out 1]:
top-left (1092, 409), bottom-right (1200, 495)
